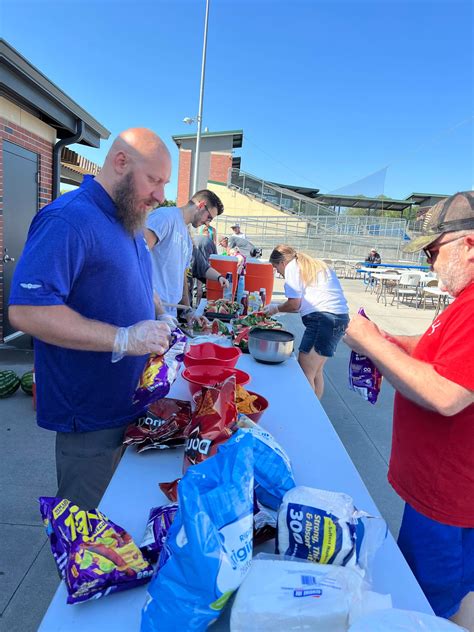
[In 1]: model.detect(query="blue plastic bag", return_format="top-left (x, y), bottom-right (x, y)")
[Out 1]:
top-left (223, 424), bottom-right (295, 510)
top-left (141, 432), bottom-right (254, 632)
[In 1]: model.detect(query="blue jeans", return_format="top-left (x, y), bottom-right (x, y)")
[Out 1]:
top-left (300, 311), bottom-right (349, 357)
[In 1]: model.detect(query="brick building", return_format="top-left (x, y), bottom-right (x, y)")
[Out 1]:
top-left (0, 39), bottom-right (109, 343)
top-left (172, 129), bottom-right (242, 206)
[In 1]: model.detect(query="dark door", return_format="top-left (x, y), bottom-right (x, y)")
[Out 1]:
top-left (3, 140), bottom-right (39, 340)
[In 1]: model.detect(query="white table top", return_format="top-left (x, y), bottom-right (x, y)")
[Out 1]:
top-left (370, 273), bottom-right (401, 281)
top-left (423, 286), bottom-right (450, 297)
top-left (39, 354), bottom-right (432, 631)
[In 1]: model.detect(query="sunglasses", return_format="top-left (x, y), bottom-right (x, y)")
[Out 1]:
top-left (423, 235), bottom-right (465, 260)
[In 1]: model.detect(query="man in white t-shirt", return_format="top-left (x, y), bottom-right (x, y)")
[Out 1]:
top-left (231, 223), bottom-right (246, 238)
top-left (145, 190), bottom-right (224, 321)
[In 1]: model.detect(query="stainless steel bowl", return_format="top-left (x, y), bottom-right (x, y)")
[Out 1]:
top-left (248, 328), bottom-right (295, 364)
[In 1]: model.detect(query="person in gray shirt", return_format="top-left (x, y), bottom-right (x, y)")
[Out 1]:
top-left (144, 189), bottom-right (224, 320)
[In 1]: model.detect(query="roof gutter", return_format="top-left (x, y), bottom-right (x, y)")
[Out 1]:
top-left (52, 119), bottom-right (85, 199)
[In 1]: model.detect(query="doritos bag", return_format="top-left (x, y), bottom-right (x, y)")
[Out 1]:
top-left (124, 398), bottom-right (192, 452)
top-left (183, 375), bottom-right (237, 471)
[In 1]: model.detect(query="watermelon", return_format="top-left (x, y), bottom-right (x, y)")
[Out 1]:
top-left (20, 370), bottom-right (34, 396)
top-left (0, 370), bottom-right (21, 398)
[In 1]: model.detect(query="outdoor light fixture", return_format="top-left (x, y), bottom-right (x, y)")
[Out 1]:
top-left (183, 117), bottom-right (195, 125)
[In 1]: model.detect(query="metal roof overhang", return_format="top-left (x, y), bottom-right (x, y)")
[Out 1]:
top-left (0, 39), bottom-right (110, 147)
top-left (60, 147), bottom-right (101, 186)
top-left (404, 193), bottom-right (450, 206)
top-left (172, 129), bottom-right (243, 149)
top-left (315, 194), bottom-right (412, 213)
top-left (269, 182), bottom-right (320, 199)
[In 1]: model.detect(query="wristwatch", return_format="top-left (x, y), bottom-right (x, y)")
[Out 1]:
top-left (217, 274), bottom-right (224, 282)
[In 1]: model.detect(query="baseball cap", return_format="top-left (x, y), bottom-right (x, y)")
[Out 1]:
top-left (231, 223), bottom-right (240, 229)
top-left (403, 191), bottom-right (474, 253)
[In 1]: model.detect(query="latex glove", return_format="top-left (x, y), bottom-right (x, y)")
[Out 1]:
top-left (218, 276), bottom-right (230, 288)
top-left (264, 303), bottom-right (279, 316)
top-left (188, 313), bottom-right (210, 329)
top-left (157, 313), bottom-right (179, 329)
top-left (112, 320), bottom-right (171, 362)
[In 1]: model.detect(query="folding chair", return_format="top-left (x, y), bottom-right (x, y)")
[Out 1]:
top-left (391, 273), bottom-right (421, 308)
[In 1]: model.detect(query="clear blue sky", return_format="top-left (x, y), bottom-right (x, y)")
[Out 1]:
top-left (3, 0), bottom-right (473, 200)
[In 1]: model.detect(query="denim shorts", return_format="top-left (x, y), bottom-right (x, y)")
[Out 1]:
top-left (300, 311), bottom-right (349, 357)
top-left (398, 503), bottom-right (474, 618)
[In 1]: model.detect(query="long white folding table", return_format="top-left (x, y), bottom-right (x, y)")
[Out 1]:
top-left (39, 354), bottom-right (432, 631)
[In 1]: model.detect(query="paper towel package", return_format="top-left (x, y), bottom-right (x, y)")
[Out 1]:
top-left (276, 486), bottom-right (386, 575)
top-left (230, 556), bottom-right (365, 632)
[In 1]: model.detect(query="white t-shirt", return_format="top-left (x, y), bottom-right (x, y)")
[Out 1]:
top-left (284, 258), bottom-right (348, 316)
top-left (146, 207), bottom-right (193, 314)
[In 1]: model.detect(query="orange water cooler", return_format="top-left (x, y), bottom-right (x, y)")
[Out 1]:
top-left (244, 259), bottom-right (274, 305)
top-left (206, 255), bottom-right (239, 301)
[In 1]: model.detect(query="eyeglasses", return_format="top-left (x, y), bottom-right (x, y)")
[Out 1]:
top-left (199, 203), bottom-right (215, 222)
top-left (423, 235), bottom-right (465, 260)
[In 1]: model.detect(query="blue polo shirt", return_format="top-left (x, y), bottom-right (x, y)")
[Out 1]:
top-left (9, 176), bottom-right (155, 432)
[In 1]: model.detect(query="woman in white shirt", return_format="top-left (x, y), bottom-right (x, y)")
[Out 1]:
top-left (265, 244), bottom-right (349, 399)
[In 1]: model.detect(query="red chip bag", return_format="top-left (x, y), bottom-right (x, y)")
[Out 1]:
top-left (124, 398), bottom-right (192, 452)
top-left (183, 375), bottom-right (237, 472)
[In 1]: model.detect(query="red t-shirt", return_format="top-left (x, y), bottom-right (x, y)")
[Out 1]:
top-left (388, 282), bottom-right (474, 527)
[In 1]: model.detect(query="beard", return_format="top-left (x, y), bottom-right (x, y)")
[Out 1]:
top-left (113, 172), bottom-right (147, 235)
top-left (437, 245), bottom-right (470, 296)
top-left (191, 208), bottom-right (206, 228)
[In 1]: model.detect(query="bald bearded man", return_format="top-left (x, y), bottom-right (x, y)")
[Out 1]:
top-left (9, 128), bottom-right (172, 509)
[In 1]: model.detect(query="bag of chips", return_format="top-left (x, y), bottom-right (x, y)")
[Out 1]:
top-left (133, 328), bottom-right (187, 408)
top-left (40, 497), bottom-right (153, 604)
top-left (140, 504), bottom-right (178, 564)
top-left (124, 398), bottom-right (192, 452)
top-left (348, 309), bottom-right (382, 405)
top-left (183, 375), bottom-right (237, 472)
top-left (141, 432), bottom-right (255, 631)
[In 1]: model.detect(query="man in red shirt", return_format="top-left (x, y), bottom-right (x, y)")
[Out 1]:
top-left (344, 191), bottom-right (474, 629)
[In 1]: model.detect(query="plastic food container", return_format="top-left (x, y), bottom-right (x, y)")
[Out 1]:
top-left (182, 365), bottom-right (251, 396)
top-left (183, 343), bottom-right (241, 369)
top-left (241, 391), bottom-right (269, 423)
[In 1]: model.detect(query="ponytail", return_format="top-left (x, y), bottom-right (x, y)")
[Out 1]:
top-left (269, 244), bottom-right (329, 287)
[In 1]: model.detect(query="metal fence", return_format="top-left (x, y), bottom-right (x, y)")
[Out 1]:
top-left (214, 214), bottom-right (426, 264)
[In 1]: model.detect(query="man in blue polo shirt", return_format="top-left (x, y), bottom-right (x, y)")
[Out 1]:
top-left (9, 128), bottom-right (172, 509)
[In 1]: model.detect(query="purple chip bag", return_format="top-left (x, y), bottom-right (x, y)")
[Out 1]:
top-left (133, 328), bottom-right (187, 408)
top-left (140, 504), bottom-right (178, 564)
top-left (39, 497), bottom-right (154, 604)
top-left (348, 308), bottom-right (383, 405)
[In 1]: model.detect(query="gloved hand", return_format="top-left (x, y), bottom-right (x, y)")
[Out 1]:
top-left (112, 320), bottom-right (171, 363)
top-left (157, 313), bottom-right (179, 329)
top-left (218, 275), bottom-right (229, 288)
top-left (263, 303), bottom-right (279, 316)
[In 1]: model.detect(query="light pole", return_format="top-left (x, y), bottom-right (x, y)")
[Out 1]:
top-left (191, 0), bottom-right (210, 196)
